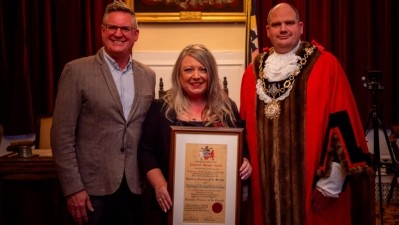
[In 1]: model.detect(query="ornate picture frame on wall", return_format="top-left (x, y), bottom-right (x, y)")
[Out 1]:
top-left (125, 0), bottom-right (246, 23)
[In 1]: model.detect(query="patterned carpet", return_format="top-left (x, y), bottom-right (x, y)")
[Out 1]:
top-left (376, 202), bottom-right (399, 225)
top-left (375, 174), bottom-right (399, 225)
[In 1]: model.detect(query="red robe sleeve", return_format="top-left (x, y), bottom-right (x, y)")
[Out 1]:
top-left (305, 46), bottom-right (371, 225)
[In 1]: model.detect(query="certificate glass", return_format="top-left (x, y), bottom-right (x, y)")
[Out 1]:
top-left (169, 126), bottom-right (243, 225)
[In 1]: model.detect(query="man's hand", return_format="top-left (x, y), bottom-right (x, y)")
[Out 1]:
top-left (67, 190), bottom-right (94, 225)
top-left (311, 188), bottom-right (338, 214)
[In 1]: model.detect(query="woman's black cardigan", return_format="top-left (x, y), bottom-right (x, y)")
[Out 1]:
top-left (138, 99), bottom-right (249, 181)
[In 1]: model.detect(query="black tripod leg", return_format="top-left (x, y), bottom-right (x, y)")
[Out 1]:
top-left (386, 173), bottom-right (398, 205)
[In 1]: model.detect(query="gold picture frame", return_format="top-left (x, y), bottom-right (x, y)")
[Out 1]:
top-left (126, 0), bottom-right (246, 23)
top-left (168, 126), bottom-right (243, 225)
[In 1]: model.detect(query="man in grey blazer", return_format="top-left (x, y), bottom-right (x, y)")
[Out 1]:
top-left (51, 2), bottom-right (155, 225)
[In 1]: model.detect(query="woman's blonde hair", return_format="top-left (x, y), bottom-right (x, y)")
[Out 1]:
top-left (163, 44), bottom-right (236, 126)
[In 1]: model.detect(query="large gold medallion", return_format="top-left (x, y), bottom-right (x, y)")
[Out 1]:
top-left (257, 44), bottom-right (317, 120)
top-left (264, 101), bottom-right (280, 119)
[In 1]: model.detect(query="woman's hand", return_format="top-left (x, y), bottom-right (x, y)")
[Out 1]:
top-left (239, 157), bottom-right (252, 180)
top-left (147, 168), bottom-right (173, 212)
top-left (155, 186), bottom-right (173, 212)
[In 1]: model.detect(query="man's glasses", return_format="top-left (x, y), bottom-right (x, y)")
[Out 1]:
top-left (102, 24), bottom-right (135, 34)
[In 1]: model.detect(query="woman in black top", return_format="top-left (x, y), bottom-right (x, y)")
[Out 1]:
top-left (138, 44), bottom-right (252, 225)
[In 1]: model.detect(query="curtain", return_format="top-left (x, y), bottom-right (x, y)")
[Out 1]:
top-left (0, 0), bottom-right (113, 135)
top-left (254, 0), bottom-right (397, 127)
top-left (0, 0), bottom-right (397, 135)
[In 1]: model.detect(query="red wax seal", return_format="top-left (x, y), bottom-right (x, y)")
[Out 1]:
top-left (212, 202), bottom-right (223, 213)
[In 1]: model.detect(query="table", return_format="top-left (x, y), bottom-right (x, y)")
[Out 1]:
top-left (0, 149), bottom-right (72, 225)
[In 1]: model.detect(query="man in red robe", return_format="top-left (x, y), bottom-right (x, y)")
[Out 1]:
top-left (240, 3), bottom-right (375, 225)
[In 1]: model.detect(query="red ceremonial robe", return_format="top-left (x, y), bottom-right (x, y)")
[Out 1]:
top-left (240, 41), bottom-right (374, 225)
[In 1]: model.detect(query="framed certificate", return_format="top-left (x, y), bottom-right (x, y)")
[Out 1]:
top-left (168, 126), bottom-right (243, 225)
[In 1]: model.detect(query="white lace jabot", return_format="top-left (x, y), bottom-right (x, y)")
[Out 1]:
top-left (256, 41), bottom-right (301, 103)
top-left (262, 41), bottom-right (301, 82)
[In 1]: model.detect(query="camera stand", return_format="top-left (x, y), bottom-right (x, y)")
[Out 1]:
top-left (364, 71), bottom-right (392, 225)
top-left (365, 106), bottom-right (392, 225)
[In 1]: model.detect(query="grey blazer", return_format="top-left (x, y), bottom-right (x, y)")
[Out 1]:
top-left (51, 48), bottom-right (156, 197)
